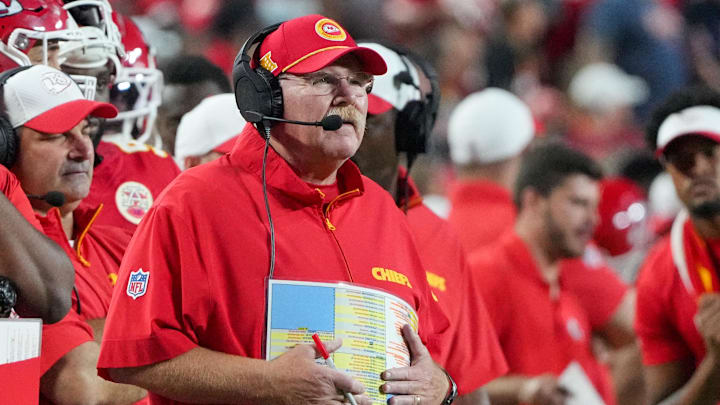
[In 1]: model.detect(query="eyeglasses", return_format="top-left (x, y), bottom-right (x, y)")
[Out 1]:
top-left (279, 71), bottom-right (374, 96)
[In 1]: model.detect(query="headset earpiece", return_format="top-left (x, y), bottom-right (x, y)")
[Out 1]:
top-left (389, 47), bottom-right (440, 156)
top-left (0, 65), bottom-right (33, 168)
top-left (232, 22), bottom-right (284, 124)
top-left (0, 113), bottom-right (17, 168)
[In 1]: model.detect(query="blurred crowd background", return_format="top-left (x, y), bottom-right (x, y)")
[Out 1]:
top-left (114, 0), bottom-right (708, 281)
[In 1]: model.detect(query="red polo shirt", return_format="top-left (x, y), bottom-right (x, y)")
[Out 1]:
top-left (79, 138), bottom-right (180, 233)
top-left (447, 179), bottom-right (516, 252)
top-left (469, 231), bottom-right (621, 405)
top-left (635, 234), bottom-right (707, 366)
top-left (1, 165), bottom-right (41, 229)
top-left (401, 171), bottom-right (507, 394)
top-left (98, 124), bottom-right (448, 405)
top-left (37, 205), bottom-right (132, 320)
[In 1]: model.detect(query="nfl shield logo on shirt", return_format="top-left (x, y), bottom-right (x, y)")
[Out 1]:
top-left (126, 268), bottom-right (150, 300)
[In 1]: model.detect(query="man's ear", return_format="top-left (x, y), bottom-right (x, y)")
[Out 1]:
top-left (520, 187), bottom-right (543, 213)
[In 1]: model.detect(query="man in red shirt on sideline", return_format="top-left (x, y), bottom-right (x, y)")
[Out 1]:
top-left (352, 41), bottom-right (507, 402)
top-left (0, 165), bottom-right (73, 322)
top-left (98, 15), bottom-right (456, 405)
top-left (635, 85), bottom-right (720, 405)
top-left (470, 142), bottom-right (634, 405)
top-left (1, 64), bottom-right (146, 405)
top-left (446, 87), bottom-right (535, 253)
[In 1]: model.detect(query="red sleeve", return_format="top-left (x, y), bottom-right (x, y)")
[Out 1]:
top-left (98, 203), bottom-right (213, 377)
top-left (634, 243), bottom-right (693, 365)
top-left (0, 165), bottom-right (42, 230)
top-left (560, 258), bottom-right (629, 330)
top-left (40, 310), bottom-right (94, 375)
top-left (467, 248), bottom-right (512, 349)
top-left (439, 262), bottom-right (508, 394)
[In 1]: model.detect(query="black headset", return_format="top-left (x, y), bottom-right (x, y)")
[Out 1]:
top-left (232, 22), bottom-right (284, 130)
top-left (384, 44), bottom-right (440, 157)
top-left (0, 65), bottom-right (33, 168)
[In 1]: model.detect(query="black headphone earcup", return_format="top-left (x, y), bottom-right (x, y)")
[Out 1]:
top-left (396, 101), bottom-right (427, 154)
top-left (0, 115), bottom-right (17, 168)
top-left (234, 65), bottom-right (283, 121)
top-left (255, 67), bottom-right (284, 119)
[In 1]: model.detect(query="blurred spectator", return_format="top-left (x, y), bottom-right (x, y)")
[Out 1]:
top-left (156, 55), bottom-right (231, 154)
top-left (565, 62), bottom-right (648, 161)
top-left (684, 0), bottom-right (720, 92)
top-left (174, 93), bottom-right (244, 170)
top-left (617, 149), bottom-right (664, 193)
top-left (484, 0), bottom-right (549, 96)
top-left (576, 0), bottom-right (688, 121)
top-left (202, 0), bottom-right (257, 76)
top-left (446, 87), bottom-right (535, 252)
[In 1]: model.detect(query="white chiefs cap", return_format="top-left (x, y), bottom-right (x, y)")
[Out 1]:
top-left (448, 88), bottom-right (535, 165)
top-left (174, 93), bottom-right (246, 170)
top-left (4, 65), bottom-right (117, 133)
top-left (656, 105), bottom-right (720, 156)
top-left (358, 42), bottom-right (422, 115)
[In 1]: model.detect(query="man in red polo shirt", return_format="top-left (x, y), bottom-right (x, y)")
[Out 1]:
top-left (470, 143), bottom-right (633, 405)
top-left (98, 15), bottom-right (456, 405)
top-left (446, 87), bottom-right (535, 253)
top-left (635, 85), bottom-right (720, 405)
top-left (2, 64), bottom-right (146, 405)
top-left (352, 41), bottom-right (507, 401)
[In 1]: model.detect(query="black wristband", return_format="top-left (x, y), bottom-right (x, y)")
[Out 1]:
top-left (441, 367), bottom-right (458, 405)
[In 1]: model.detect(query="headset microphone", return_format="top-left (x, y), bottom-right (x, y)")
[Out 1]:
top-left (27, 191), bottom-right (66, 207)
top-left (243, 111), bottom-right (344, 131)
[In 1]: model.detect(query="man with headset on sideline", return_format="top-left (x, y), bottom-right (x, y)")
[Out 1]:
top-left (98, 14), bottom-right (456, 405)
top-left (351, 42), bottom-right (507, 404)
top-left (0, 64), bottom-right (147, 404)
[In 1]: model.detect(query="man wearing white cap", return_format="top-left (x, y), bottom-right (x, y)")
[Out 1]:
top-left (0, 64), bottom-right (147, 404)
top-left (173, 93), bottom-right (246, 171)
top-left (353, 42), bottom-right (507, 404)
top-left (635, 86), bottom-right (720, 405)
top-left (446, 87), bottom-right (535, 253)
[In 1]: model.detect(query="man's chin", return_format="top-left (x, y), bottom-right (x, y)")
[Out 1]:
top-left (691, 199), bottom-right (720, 219)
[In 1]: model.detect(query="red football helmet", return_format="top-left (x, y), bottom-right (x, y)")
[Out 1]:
top-left (106, 12), bottom-right (162, 143)
top-left (0, 0), bottom-right (100, 98)
top-left (58, 0), bottom-right (124, 101)
top-left (593, 177), bottom-right (649, 257)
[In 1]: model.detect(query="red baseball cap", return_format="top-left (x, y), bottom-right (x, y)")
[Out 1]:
top-left (256, 15), bottom-right (387, 76)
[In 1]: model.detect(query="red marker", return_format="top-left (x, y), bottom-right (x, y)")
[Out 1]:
top-left (312, 333), bottom-right (358, 405)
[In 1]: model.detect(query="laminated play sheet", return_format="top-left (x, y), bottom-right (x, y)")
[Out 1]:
top-left (266, 280), bottom-right (418, 404)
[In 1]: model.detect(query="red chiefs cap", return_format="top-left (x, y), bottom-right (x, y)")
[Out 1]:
top-left (256, 14), bottom-right (387, 76)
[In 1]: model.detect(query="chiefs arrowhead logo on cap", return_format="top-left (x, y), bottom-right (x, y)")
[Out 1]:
top-left (314, 18), bottom-right (347, 42)
top-left (40, 72), bottom-right (72, 95)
